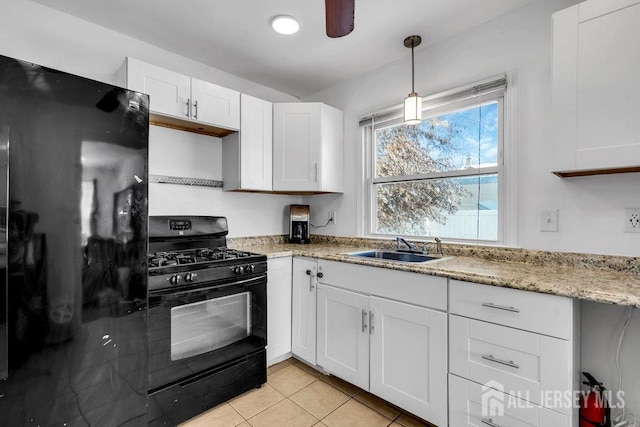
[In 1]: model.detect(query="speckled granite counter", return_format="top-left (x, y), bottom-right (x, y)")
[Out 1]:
top-left (228, 236), bottom-right (640, 308)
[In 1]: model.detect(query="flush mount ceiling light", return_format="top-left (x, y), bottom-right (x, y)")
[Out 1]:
top-left (270, 15), bottom-right (300, 35)
top-left (403, 35), bottom-right (422, 125)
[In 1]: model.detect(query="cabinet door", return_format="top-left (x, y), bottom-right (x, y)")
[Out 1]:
top-left (126, 58), bottom-right (190, 118)
top-left (273, 103), bottom-right (322, 191)
top-left (449, 374), bottom-right (568, 427)
top-left (240, 94), bottom-right (273, 191)
top-left (191, 78), bottom-right (240, 130)
top-left (291, 258), bottom-right (317, 365)
top-left (552, 0), bottom-right (640, 172)
top-left (317, 285), bottom-right (370, 390)
top-left (369, 297), bottom-right (447, 426)
top-left (266, 257), bottom-right (292, 365)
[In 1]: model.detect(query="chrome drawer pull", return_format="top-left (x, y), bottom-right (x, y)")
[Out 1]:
top-left (482, 302), bottom-right (520, 313)
top-left (482, 354), bottom-right (520, 369)
top-left (369, 311), bottom-right (375, 334)
top-left (482, 418), bottom-right (502, 427)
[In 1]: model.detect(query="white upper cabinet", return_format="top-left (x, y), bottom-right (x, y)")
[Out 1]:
top-left (551, 0), bottom-right (640, 176)
top-left (273, 102), bottom-right (343, 192)
top-left (191, 78), bottom-right (240, 130)
top-left (118, 57), bottom-right (240, 135)
top-left (223, 94), bottom-right (273, 191)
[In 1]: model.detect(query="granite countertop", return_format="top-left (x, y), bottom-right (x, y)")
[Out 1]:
top-left (229, 238), bottom-right (640, 308)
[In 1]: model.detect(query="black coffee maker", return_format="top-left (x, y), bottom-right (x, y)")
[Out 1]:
top-left (289, 205), bottom-right (310, 244)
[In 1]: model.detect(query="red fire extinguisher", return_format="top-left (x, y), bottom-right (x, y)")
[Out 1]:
top-left (580, 372), bottom-right (611, 427)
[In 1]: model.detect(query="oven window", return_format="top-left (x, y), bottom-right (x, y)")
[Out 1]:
top-left (170, 292), bottom-right (252, 361)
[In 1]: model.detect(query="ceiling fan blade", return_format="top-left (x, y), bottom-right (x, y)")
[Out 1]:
top-left (325, 0), bottom-right (355, 38)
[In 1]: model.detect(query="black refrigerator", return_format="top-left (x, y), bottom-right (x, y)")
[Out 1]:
top-left (0, 55), bottom-right (149, 426)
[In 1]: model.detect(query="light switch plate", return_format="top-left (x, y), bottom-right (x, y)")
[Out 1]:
top-left (540, 209), bottom-right (558, 232)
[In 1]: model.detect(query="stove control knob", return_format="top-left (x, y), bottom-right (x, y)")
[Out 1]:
top-left (185, 272), bottom-right (198, 283)
top-left (169, 274), bottom-right (182, 285)
top-left (246, 264), bottom-right (255, 273)
top-left (233, 266), bottom-right (245, 275)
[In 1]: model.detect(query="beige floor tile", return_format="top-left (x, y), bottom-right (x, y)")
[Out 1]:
top-left (322, 399), bottom-right (392, 427)
top-left (247, 399), bottom-right (318, 427)
top-left (236, 423), bottom-right (251, 427)
top-left (179, 402), bottom-right (244, 427)
top-left (295, 360), bottom-right (325, 377)
top-left (267, 364), bottom-right (318, 396)
top-left (353, 391), bottom-right (402, 420)
top-left (228, 383), bottom-right (285, 419)
top-left (290, 380), bottom-right (350, 419)
top-left (395, 413), bottom-right (435, 427)
top-left (320, 374), bottom-right (362, 397)
top-left (314, 423), bottom-right (328, 427)
top-left (267, 358), bottom-right (293, 376)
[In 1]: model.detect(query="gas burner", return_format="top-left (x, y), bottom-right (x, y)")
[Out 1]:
top-left (148, 247), bottom-right (262, 271)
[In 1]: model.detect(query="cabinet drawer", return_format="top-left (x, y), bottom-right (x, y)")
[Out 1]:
top-left (449, 280), bottom-right (574, 339)
top-left (450, 315), bottom-right (572, 414)
top-left (317, 260), bottom-right (447, 311)
top-left (449, 375), bottom-right (569, 427)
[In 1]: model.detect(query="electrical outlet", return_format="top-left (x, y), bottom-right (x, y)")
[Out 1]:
top-left (625, 208), bottom-right (640, 233)
top-left (540, 209), bottom-right (558, 232)
top-left (328, 211), bottom-right (336, 225)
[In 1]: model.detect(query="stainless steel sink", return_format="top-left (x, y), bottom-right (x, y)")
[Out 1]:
top-left (347, 250), bottom-right (443, 263)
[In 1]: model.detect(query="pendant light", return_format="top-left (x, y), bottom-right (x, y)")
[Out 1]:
top-left (403, 35), bottom-right (422, 125)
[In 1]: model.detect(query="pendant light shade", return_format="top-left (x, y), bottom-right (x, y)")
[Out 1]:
top-left (403, 35), bottom-right (422, 125)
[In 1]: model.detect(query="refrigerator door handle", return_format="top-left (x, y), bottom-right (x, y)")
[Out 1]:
top-left (0, 126), bottom-right (9, 380)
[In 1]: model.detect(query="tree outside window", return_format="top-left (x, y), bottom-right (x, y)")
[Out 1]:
top-left (371, 99), bottom-right (501, 241)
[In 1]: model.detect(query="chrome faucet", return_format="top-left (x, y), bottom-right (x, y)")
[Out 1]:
top-left (434, 237), bottom-right (443, 255)
top-left (395, 237), bottom-right (415, 252)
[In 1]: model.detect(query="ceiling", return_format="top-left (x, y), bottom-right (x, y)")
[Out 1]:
top-left (32, 0), bottom-right (536, 98)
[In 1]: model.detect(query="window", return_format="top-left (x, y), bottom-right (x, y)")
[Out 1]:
top-left (363, 77), bottom-right (506, 242)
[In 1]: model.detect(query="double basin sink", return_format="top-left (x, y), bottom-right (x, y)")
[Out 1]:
top-left (347, 250), bottom-right (447, 263)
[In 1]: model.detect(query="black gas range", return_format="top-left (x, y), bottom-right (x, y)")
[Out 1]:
top-left (147, 216), bottom-right (267, 425)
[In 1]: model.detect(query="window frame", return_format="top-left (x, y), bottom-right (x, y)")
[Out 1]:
top-left (362, 80), bottom-right (508, 244)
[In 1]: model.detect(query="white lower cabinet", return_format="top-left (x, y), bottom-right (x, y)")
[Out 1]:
top-left (316, 259), bottom-right (448, 426)
top-left (369, 296), bottom-right (447, 426)
top-left (450, 315), bottom-right (571, 413)
top-left (317, 285), bottom-right (370, 389)
top-left (449, 280), bottom-right (579, 427)
top-left (291, 257), bottom-right (318, 365)
top-left (449, 374), bottom-right (569, 427)
top-left (266, 257), bottom-right (292, 365)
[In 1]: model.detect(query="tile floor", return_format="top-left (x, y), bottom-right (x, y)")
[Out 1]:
top-left (180, 358), bottom-right (436, 427)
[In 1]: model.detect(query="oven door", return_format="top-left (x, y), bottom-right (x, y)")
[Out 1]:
top-left (147, 274), bottom-right (266, 393)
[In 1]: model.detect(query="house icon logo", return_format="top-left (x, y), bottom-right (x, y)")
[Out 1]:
top-left (481, 380), bottom-right (505, 418)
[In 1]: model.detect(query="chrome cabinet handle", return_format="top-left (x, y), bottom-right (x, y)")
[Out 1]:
top-left (369, 311), bottom-right (375, 334)
top-left (185, 98), bottom-right (190, 117)
top-left (305, 269), bottom-right (315, 291)
top-left (482, 354), bottom-right (520, 369)
top-left (193, 100), bottom-right (198, 120)
top-left (481, 418), bottom-right (502, 427)
top-left (482, 302), bottom-right (520, 313)
top-left (314, 163), bottom-right (318, 182)
top-left (362, 309), bottom-right (368, 333)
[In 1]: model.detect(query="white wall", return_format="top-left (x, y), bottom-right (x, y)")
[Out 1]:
top-left (149, 127), bottom-right (299, 237)
top-left (303, 0), bottom-right (640, 258)
top-left (0, 0), bottom-right (301, 236)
